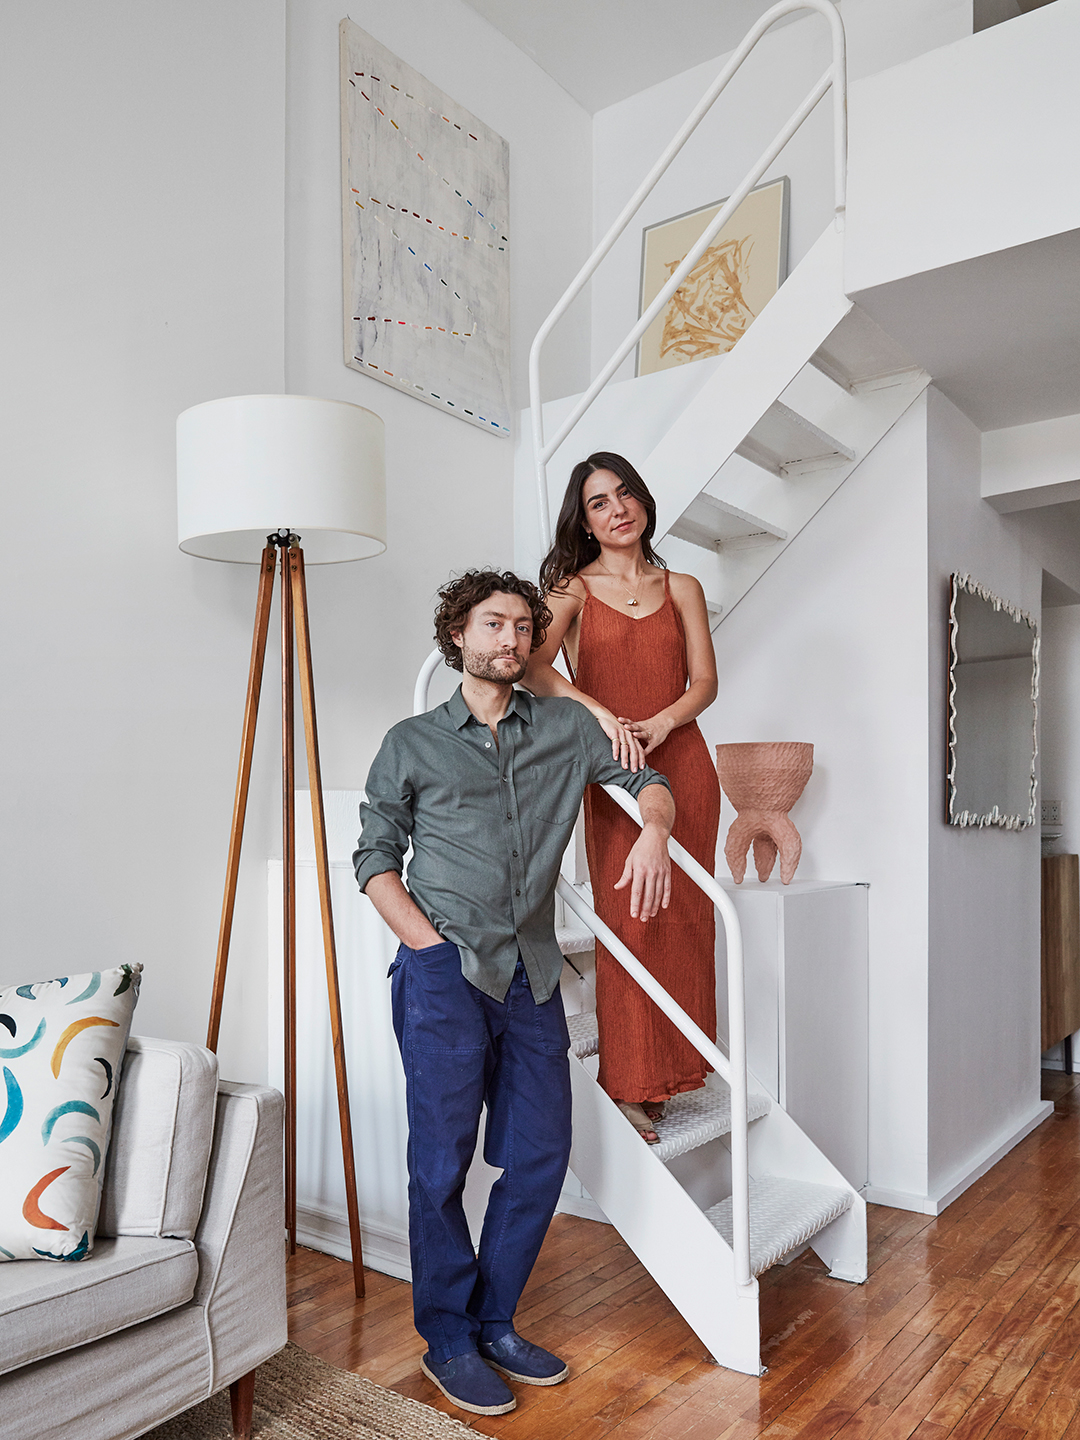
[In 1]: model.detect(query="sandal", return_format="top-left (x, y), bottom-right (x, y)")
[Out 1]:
top-left (642, 1101), bottom-right (667, 1123)
top-left (616, 1101), bottom-right (660, 1144)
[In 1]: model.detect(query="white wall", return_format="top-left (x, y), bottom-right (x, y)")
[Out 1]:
top-left (583, 0), bottom-right (972, 401)
top-left (925, 388), bottom-right (1047, 1201)
top-left (590, 15), bottom-right (835, 388)
top-left (841, 0), bottom-right (971, 80)
top-left (703, 399), bottom-right (932, 1199)
top-left (283, 0), bottom-right (593, 807)
top-left (0, 0), bottom-right (593, 1088)
top-left (0, 2), bottom-right (287, 1082)
top-left (846, 0), bottom-right (1080, 294)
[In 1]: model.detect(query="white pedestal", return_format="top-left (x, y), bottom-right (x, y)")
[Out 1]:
top-left (715, 879), bottom-right (868, 1190)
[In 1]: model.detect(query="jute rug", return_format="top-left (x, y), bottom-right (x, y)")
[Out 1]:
top-left (143, 1342), bottom-right (478, 1438)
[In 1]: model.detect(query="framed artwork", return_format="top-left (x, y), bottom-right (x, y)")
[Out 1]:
top-left (340, 20), bottom-right (511, 436)
top-left (637, 177), bottom-right (789, 377)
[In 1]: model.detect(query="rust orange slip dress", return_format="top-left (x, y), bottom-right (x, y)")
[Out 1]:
top-left (573, 569), bottom-right (720, 1106)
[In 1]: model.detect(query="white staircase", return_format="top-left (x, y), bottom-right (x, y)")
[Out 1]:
top-left (418, 0), bottom-right (878, 1378)
top-left (554, 876), bottom-right (865, 1377)
top-left (518, 225), bottom-right (929, 628)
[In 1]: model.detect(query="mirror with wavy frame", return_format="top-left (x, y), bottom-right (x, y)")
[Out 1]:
top-left (947, 574), bottom-right (1039, 829)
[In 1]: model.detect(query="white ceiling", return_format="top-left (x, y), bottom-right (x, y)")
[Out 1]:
top-left (458, 0), bottom-right (797, 111)
top-left (851, 230), bottom-right (1080, 432)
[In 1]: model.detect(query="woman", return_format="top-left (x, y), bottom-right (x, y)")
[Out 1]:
top-left (526, 452), bottom-right (720, 1144)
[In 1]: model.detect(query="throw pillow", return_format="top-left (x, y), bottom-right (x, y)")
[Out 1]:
top-left (0, 964), bottom-right (142, 1261)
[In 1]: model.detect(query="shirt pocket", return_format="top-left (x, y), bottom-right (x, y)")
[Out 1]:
top-left (527, 758), bottom-right (582, 825)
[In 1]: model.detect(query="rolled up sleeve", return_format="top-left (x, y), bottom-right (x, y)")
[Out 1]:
top-left (353, 732), bottom-right (415, 893)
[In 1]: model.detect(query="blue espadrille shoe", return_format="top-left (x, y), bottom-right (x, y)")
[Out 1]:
top-left (420, 1350), bottom-right (517, 1415)
top-left (478, 1329), bottom-right (570, 1385)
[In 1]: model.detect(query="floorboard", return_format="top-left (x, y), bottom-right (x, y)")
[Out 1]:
top-left (286, 1070), bottom-right (1080, 1438)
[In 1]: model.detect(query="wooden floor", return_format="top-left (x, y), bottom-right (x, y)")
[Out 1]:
top-left (287, 1070), bottom-right (1080, 1439)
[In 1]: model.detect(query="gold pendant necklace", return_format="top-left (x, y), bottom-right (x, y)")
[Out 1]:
top-left (597, 559), bottom-right (641, 606)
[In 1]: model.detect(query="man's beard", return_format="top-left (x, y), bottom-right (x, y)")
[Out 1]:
top-left (460, 643), bottom-right (528, 685)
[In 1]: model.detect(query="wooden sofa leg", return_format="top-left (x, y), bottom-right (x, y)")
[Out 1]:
top-left (230, 1369), bottom-right (255, 1440)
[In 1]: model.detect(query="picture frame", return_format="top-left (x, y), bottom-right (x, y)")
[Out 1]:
top-left (637, 176), bottom-right (789, 377)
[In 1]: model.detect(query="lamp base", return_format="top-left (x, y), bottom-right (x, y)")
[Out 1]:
top-left (206, 540), bottom-right (365, 1298)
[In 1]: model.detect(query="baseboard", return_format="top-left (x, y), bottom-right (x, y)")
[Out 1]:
top-left (295, 1202), bottom-right (411, 1282)
top-left (864, 1100), bottom-right (1055, 1217)
top-left (555, 1191), bottom-right (611, 1225)
top-left (862, 1186), bottom-right (939, 1215)
top-left (927, 1101), bottom-right (1054, 1214)
top-left (298, 1179), bottom-right (610, 1279)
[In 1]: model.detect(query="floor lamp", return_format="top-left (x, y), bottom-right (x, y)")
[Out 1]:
top-left (177, 394), bottom-right (386, 1299)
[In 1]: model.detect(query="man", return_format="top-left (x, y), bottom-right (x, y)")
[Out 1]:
top-left (353, 569), bottom-right (675, 1417)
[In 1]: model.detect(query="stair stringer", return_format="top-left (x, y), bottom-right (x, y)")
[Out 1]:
top-left (647, 224), bottom-right (853, 542)
top-left (567, 1055), bottom-right (764, 1377)
top-left (744, 1086), bottom-right (867, 1283)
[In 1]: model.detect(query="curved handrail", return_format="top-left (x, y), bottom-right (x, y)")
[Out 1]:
top-left (411, 662), bottom-right (753, 1290)
top-left (413, 647), bottom-right (443, 718)
top-left (528, 0), bottom-right (846, 551)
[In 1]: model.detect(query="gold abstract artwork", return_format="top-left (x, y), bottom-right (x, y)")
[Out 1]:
top-left (637, 178), bottom-right (788, 377)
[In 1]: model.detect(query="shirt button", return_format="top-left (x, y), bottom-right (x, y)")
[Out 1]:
top-left (506, 812), bottom-right (512, 820)
top-left (512, 850), bottom-right (518, 857)
top-left (485, 742), bottom-right (491, 748)
top-left (515, 888), bottom-right (521, 896)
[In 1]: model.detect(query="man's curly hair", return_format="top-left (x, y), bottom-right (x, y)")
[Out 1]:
top-left (434, 570), bottom-right (552, 672)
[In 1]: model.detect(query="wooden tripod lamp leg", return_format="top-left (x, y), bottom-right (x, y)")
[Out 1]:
top-left (290, 544), bottom-right (366, 1298)
top-left (281, 547), bottom-right (298, 1255)
top-left (207, 546), bottom-right (277, 1053)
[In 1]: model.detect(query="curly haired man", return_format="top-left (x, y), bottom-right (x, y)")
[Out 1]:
top-left (354, 569), bottom-right (675, 1416)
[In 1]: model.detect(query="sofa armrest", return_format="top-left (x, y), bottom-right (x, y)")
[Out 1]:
top-left (193, 1081), bottom-right (288, 1389)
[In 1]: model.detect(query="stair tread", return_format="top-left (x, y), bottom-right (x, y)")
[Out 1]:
top-left (738, 399), bottom-right (855, 474)
top-left (558, 925), bottom-right (596, 957)
top-left (669, 491), bottom-right (787, 551)
top-left (567, 1009), bottom-right (600, 1058)
top-left (705, 1175), bottom-right (853, 1276)
top-left (566, 1012), bottom-right (771, 1159)
top-left (651, 1081), bottom-right (772, 1163)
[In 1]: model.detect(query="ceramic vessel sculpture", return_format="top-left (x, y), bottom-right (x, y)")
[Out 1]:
top-left (716, 742), bottom-right (814, 885)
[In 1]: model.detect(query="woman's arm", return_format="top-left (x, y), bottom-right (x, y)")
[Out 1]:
top-left (617, 573), bottom-right (718, 755)
top-left (524, 580), bottom-right (646, 771)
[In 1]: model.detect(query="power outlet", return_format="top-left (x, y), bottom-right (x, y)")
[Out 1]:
top-left (1043, 800), bottom-right (1063, 827)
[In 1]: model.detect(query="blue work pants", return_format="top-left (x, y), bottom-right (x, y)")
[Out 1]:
top-left (390, 941), bottom-right (572, 1362)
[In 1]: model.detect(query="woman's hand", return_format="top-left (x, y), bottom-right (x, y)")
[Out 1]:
top-left (617, 712), bottom-right (675, 755)
top-left (597, 711), bottom-right (647, 772)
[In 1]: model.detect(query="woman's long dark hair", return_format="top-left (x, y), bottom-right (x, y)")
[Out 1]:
top-left (538, 452), bottom-right (665, 596)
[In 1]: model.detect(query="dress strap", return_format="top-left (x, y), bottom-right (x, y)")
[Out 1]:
top-left (663, 568), bottom-right (671, 596)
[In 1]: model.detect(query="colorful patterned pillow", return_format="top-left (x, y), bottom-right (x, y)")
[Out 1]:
top-left (0, 964), bottom-right (142, 1261)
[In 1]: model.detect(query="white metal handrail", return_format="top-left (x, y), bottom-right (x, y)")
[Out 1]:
top-left (411, 661), bottom-right (753, 1290)
top-left (527, 0), bottom-right (847, 551)
top-left (413, 647), bottom-right (444, 718)
top-left (590, 783), bottom-right (751, 1293)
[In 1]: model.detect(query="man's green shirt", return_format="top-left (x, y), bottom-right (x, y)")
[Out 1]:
top-left (353, 686), bottom-right (672, 1003)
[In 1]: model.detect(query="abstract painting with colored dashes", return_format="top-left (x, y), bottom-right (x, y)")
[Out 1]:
top-left (340, 20), bottom-right (511, 436)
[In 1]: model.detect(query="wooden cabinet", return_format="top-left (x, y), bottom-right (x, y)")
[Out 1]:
top-left (1041, 854), bottom-right (1080, 1054)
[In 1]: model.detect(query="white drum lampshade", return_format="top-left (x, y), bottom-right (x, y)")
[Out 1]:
top-left (177, 394), bottom-right (386, 563)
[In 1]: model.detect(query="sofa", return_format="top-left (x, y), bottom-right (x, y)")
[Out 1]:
top-left (0, 1036), bottom-right (288, 1440)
